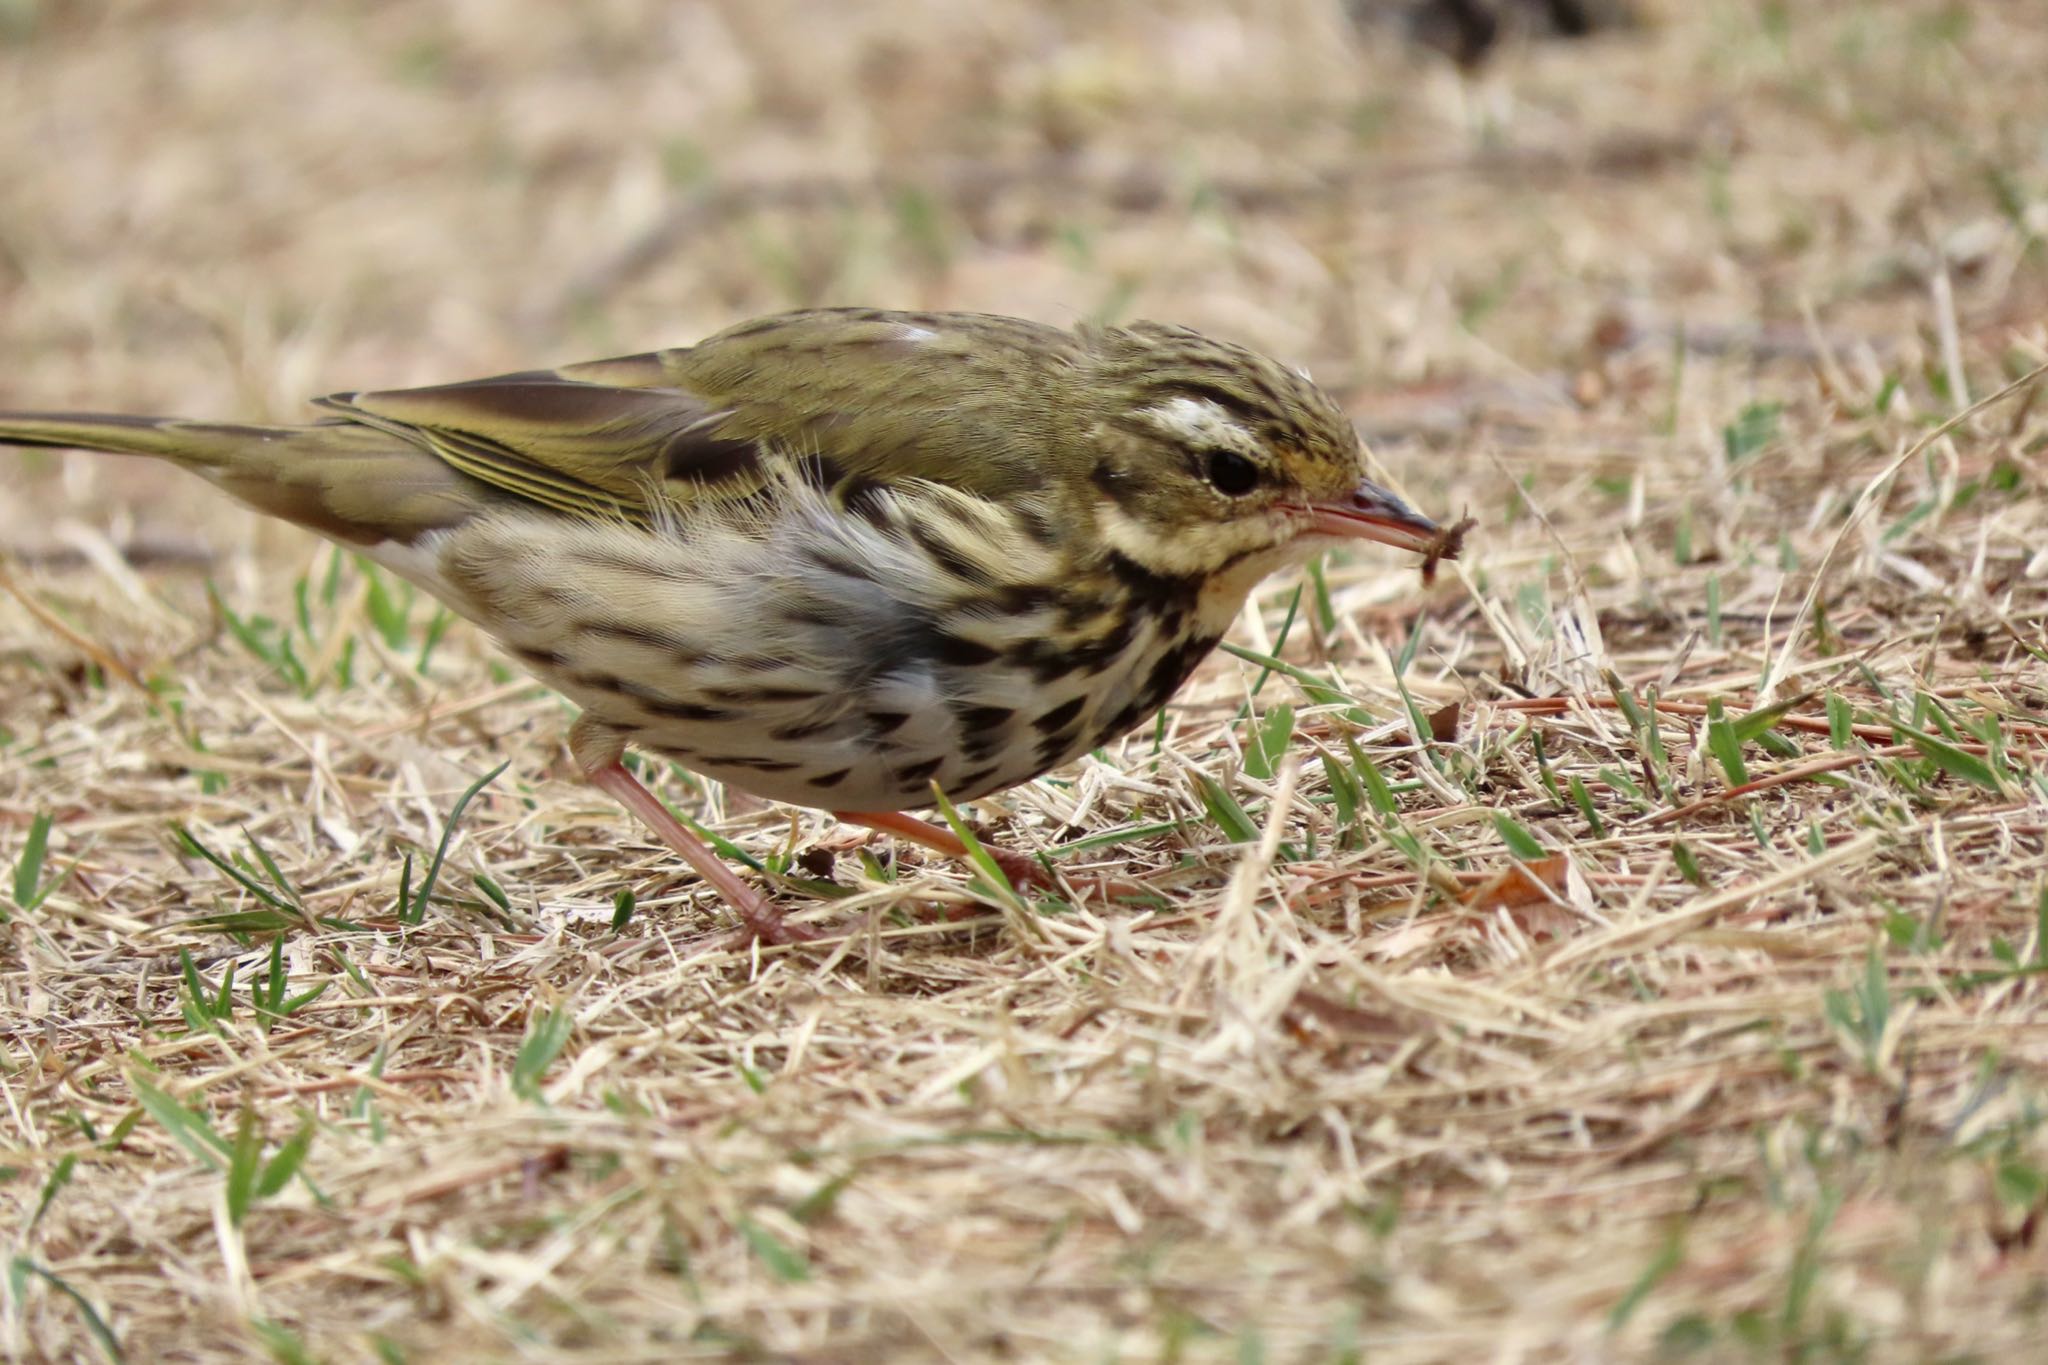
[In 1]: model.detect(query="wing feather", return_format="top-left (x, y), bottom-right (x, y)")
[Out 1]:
top-left (315, 368), bottom-right (763, 521)
top-left (304, 309), bottom-right (1089, 526)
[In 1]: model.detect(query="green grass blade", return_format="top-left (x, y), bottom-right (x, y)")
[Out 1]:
top-left (1192, 773), bottom-right (1260, 844)
top-left (1893, 725), bottom-right (2002, 791)
top-left (128, 1071), bottom-right (229, 1169)
top-left (257, 1123), bottom-right (316, 1199)
top-left (1492, 812), bottom-right (1547, 860)
top-left (176, 827), bottom-right (293, 914)
top-left (12, 809), bottom-right (51, 909)
top-left (1728, 693), bottom-right (1811, 746)
top-left (736, 1215), bottom-right (810, 1283)
top-left (31, 1153), bottom-right (77, 1231)
top-left (1243, 703), bottom-right (1296, 781)
top-left (1568, 775), bottom-right (1605, 838)
top-left (226, 1106), bottom-right (262, 1227)
top-left (8, 1258), bottom-right (125, 1363)
top-left (930, 783), bottom-right (1025, 903)
top-left (1706, 699), bottom-right (1749, 787)
top-left (1347, 739), bottom-right (1399, 818)
top-left (511, 1005), bottom-right (575, 1103)
top-left (404, 761), bottom-right (510, 925)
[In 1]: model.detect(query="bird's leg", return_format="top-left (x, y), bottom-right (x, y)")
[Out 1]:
top-left (570, 719), bottom-right (816, 945)
top-left (832, 809), bottom-right (1053, 890)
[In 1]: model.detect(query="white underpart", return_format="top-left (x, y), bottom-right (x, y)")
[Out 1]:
top-left (358, 533), bottom-right (462, 602)
top-left (411, 476), bottom-right (1189, 811)
top-left (1093, 500), bottom-right (1268, 594)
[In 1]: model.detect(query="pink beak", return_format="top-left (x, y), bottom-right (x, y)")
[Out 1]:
top-left (1304, 480), bottom-right (1446, 555)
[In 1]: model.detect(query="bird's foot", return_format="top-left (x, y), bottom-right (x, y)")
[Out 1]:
top-left (574, 721), bottom-right (821, 947)
top-left (830, 809), bottom-right (1155, 903)
top-left (832, 809), bottom-right (1050, 888)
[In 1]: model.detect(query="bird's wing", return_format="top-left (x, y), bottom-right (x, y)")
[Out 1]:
top-left (319, 309), bottom-right (1085, 525)
top-left (316, 355), bottom-right (762, 526)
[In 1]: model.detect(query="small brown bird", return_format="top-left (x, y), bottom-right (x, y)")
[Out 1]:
top-left (1, 308), bottom-right (1456, 941)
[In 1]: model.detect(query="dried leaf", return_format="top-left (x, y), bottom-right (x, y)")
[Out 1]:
top-left (1463, 856), bottom-right (1571, 912)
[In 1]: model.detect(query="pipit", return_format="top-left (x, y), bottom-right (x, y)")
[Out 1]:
top-left (1, 307), bottom-right (1461, 941)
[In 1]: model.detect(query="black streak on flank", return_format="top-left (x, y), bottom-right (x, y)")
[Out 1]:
top-left (929, 632), bottom-right (1001, 669)
top-left (1103, 701), bottom-right (1149, 738)
top-left (952, 703), bottom-right (1016, 733)
top-left (512, 645), bottom-right (567, 670)
top-left (1137, 647), bottom-right (1189, 714)
top-left (1007, 640), bottom-right (1081, 687)
top-left (576, 672), bottom-right (735, 722)
top-left (962, 730), bottom-right (1010, 764)
top-left (840, 478), bottom-right (893, 528)
top-left (794, 454), bottom-right (848, 489)
top-left (639, 699), bottom-right (739, 723)
top-left (1059, 613), bottom-right (1139, 674)
top-left (780, 602), bottom-right (848, 628)
top-left (951, 700), bottom-right (1017, 763)
top-left (579, 619), bottom-right (696, 658)
top-left (1122, 633), bottom-right (1222, 735)
top-left (909, 521), bottom-right (995, 587)
top-left (662, 430), bottom-right (762, 485)
top-left (1105, 551), bottom-right (1201, 612)
top-left (893, 756), bottom-right (944, 788)
top-left (701, 755), bottom-right (801, 773)
top-left (990, 582), bottom-right (1061, 615)
top-left (1032, 696), bottom-right (1085, 736)
top-left (1034, 726), bottom-right (1082, 767)
top-left (768, 715), bottom-right (841, 742)
top-left (701, 684), bottom-right (827, 704)
top-left (868, 711), bottom-right (910, 735)
top-left (1015, 504), bottom-right (1063, 547)
top-left (957, 766), bottom-right (1002, 796)
top-left (802, 544), bottom-right (874, 582)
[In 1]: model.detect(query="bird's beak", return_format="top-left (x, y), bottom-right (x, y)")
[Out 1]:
top-left (1303, 480), bottom-right (1447, 556)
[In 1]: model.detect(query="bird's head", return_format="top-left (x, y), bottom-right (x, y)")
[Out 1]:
top-left (1078, 321), bottom-right (1450, 587)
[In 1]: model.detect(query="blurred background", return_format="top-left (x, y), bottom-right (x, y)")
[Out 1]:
top-left (6, 0), bottom-right (2037, 572)
top-left (6, 6), bottom-right (2048, 1359)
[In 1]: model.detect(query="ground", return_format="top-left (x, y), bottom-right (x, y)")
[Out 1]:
top-left (3, 1), bottom-right (2047, 1360)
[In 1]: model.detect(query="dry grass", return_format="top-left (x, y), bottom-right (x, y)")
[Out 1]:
top-left (3, 1), bottom-right (2048, 1360)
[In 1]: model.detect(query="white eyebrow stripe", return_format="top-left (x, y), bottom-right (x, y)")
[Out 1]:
top-left (1138, 396), bottom-right (1261, 453)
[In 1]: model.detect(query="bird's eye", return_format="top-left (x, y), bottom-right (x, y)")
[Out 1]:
top-left (1203, 448), bottom-right (1260, 497)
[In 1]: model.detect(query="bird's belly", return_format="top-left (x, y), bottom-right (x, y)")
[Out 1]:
top-left (432, 506), bottom-right (1219, 813)
top-left (542, 620), bottom-right (1211, 812)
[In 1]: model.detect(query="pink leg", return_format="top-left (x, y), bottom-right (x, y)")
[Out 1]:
top-left (572, 721), bottom-right (816, 945)
top-left (833, 809), bottom-right (1051, 889)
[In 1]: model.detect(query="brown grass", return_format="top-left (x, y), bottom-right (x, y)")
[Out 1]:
top-left (4, 1), bottom-right (2048, 1360)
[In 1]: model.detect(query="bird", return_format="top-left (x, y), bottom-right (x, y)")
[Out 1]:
top-left (1, 307), bottom-right (1459, 943)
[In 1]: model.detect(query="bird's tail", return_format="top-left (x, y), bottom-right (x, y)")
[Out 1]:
top-left (0, 410), bottom-right (474, 546)
top-left (0, 410), bottom-right (290, 464)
